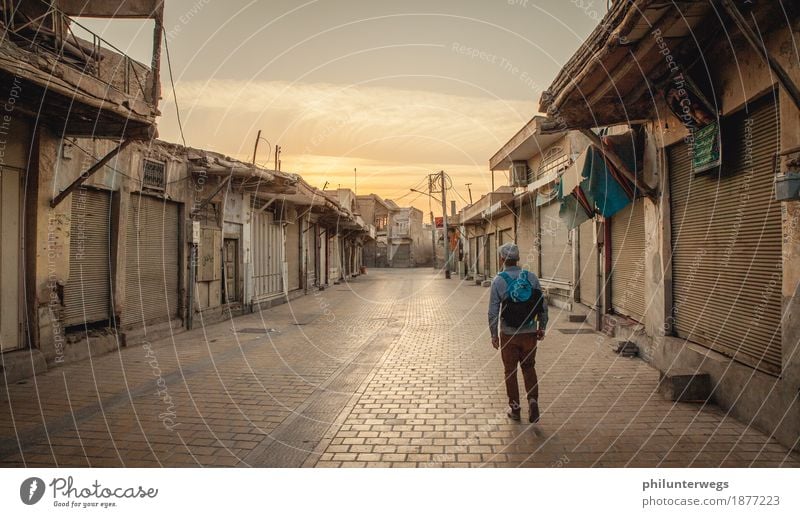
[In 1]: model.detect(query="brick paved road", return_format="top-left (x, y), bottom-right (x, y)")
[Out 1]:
top-left (1, 269), bottom-right (797, 467)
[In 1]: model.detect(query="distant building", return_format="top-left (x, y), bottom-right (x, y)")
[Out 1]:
top-left (356, 194), bottom-right (391, 267)
top-left (387, 205), bottom-right (427, 267)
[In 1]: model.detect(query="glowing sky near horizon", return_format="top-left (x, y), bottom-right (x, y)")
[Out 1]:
top-left (78, 0), bottom-right (604, 214)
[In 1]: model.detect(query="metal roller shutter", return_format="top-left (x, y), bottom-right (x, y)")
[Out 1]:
top-left (478, 234), bottom-right (486, 276)
top-left (469, 237), bottom-right (477, 274)
top-left (124, 195), bottom-right (180, 326)
top-left (488, 233), bottom-right (497, 276)
top-left (499, 228), bottom-right (513, 245)
top-left (0, 168), bottom-right (22, 351)
top-left (669, 97), bottom-right (782, 374)
top-left (579, 220), bottom-right (598, 307)
top-left (539, 200), bottom-right (572, 283)
top-left (252, 210), bottom-right (283, 300)
top-left (63, 189), bottom-right (111, 326)
top-left (611, 198), bottom-right (646, 321)
top-left (392, 244), bottom-right (411, 267)
top-left (306, 221), bottom-right (317, 287)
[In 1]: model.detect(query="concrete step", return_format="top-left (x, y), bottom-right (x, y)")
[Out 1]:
top-left (658, 368), bottom-right (712, 402)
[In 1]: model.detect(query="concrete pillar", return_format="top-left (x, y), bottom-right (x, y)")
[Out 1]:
top-left (779, 87), bottom-right (800, 448)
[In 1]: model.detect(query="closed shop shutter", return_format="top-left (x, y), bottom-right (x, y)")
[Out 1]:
top-left (305, 221), bottom-right (317, 287)
top-left (669, 97), bottom-right (781, 373)
top-left (63, 189), bottom-right (111, 326)
top-left (124, 195), bottom-right (180, 326)
top-left (285, 219), bottom-right (300, 290)
top-left (539, 200), bottom-right (572, 283)
top-left (473, 235), bottom-right (481, 275)
top-left (0, 168), bottom-right (22, 351)
top-left (499, 228), bottom-right (513, 245)
top-left (252, 210), bottom-right (283, 300)
top-left (611, 198), bottom-right (646, 320)
top-left (579, 219), bottom-right (598, 307)
top-left (363, 241), bottom-right (376, 268)
top-left (488, 233), bottom-right (497, 276)
top-left (393, 244), bottom-right (411, 267)
top-left (469, 237), bottom-right (477, 274)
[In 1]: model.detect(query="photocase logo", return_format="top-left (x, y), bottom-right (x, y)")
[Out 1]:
top-left (20, 477), bottom-right (45, 505)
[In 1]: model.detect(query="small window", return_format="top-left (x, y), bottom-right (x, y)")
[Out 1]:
top-left (142, 159), bottom-right (166, 190)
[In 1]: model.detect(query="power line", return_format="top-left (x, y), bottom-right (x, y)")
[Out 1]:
top-left (163, 27), bottom-right (186, 148)
top-left (390, 175), bottom-right (431, 201)
top-left (449, 186), bottom-right (470, 206)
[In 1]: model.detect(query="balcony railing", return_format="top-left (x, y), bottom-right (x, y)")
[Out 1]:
top-left (1, 0), bottom-right (157, 105)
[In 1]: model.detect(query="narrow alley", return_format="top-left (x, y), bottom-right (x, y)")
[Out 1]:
top-left (1, 269), bottom-right (796, 468)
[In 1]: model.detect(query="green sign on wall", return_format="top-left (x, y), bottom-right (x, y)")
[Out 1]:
top-left (692, 121), bottom-right (721, 174)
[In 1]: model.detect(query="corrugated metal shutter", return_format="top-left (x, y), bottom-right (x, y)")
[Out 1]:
top-left (469, 237), bottom-right (477, 274)
top-left (63, 189), bottom-right (111, 326)
top-left (499, 228), bottom-right (513, 245)
top-left (392, 244), bottom-right (411, 267)
top-left (478, 234), bottom-right (486, 275)
top-left (611, 198), bottom-right (646, 321)
top-left (0, 168), bottom-right (22, 351)
top-left (252, 210), bottom-right (283, 300)
top-left (669, 97), bottom-right (782, 374)
top-left (306, 221), bottom-right (317, 287)
top-left (579, 219), bottom-right (598, 307)
top-left (539, 200), bottom-right (572, 283)
top-left (488, 233), bottom-right (497, 276)
top-left (124, 195), bottom-right (180, 326)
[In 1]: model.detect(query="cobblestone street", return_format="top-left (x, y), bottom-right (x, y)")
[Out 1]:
top-left (1, 269), bottom-right (797, 468)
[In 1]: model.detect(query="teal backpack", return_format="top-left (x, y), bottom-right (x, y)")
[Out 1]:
top-left (498, 270), bottom-right (545, 328)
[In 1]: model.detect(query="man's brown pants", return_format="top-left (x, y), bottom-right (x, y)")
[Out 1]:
top-left (500, 332), bottom-right (538, 410)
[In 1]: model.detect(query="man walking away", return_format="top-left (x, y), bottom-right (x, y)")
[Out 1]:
top-left (488, 243), bottom-right (548, 423)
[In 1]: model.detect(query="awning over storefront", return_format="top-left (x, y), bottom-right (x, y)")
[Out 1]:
top-left (558, 133), bottom-right (640, 229)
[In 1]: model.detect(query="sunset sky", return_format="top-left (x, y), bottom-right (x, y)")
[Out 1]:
top-left (79, 0), bottom-right (605, 214)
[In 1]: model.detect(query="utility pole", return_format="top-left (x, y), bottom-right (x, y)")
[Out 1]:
top-left (274, 145), bottom-right (281, 171)
top-left (354, 168), bottom-right (357, 195)
top-left (428, 174), bottom-right (437, 270)
top-left (252, 129), bottom-right (261, 164)
top-left (465, 183), bottom-right (473, 204)
top-left (440, 171), bottom-right (450, 279)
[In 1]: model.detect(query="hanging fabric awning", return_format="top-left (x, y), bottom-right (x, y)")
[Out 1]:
top-left (559, 133), bottom-right (640, 225)
top-left (536, 185), bottom-right (559, 206)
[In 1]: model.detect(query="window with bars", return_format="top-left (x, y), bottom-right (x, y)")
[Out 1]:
top-left (528, 146), bottom-right (570, 184)
top-left (142, 159), bottom-right (166, 190)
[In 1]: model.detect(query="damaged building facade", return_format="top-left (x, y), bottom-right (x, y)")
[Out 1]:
top-left (358, 193), bottom-right (429, 268)
top-left (0, 0), bottom-right (374, 382)
top-left (0, 0), bottom-right (165, 377)
top-left (532, 0), bottom-right (799, 450)
top-left (458, 0), bottom-right (799, 452)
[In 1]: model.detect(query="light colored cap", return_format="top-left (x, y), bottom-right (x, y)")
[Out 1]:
top-left (498, 242), bottom-right (519, 260)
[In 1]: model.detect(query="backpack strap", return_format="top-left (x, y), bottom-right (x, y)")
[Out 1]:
top-left (498, 271), bottom-right (512, 300)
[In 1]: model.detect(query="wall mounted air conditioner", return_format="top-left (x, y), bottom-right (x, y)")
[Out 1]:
top-left (510, 160), bottom-right (528, 187)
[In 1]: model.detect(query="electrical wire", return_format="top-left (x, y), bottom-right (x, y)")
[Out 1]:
top-left (162, 28), bottom-right (186, 148)
top-left (449, 185), bottom-right (470, 206)
top-left (389, 175), bottom-right (431, 201)
top-left (441, 172), bottom-right (469, 208)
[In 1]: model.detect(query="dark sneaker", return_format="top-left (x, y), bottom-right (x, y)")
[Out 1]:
top-left (528, 399), bottom-right (540, 423)
top-left (506, 407), bottom-right (521, 421)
